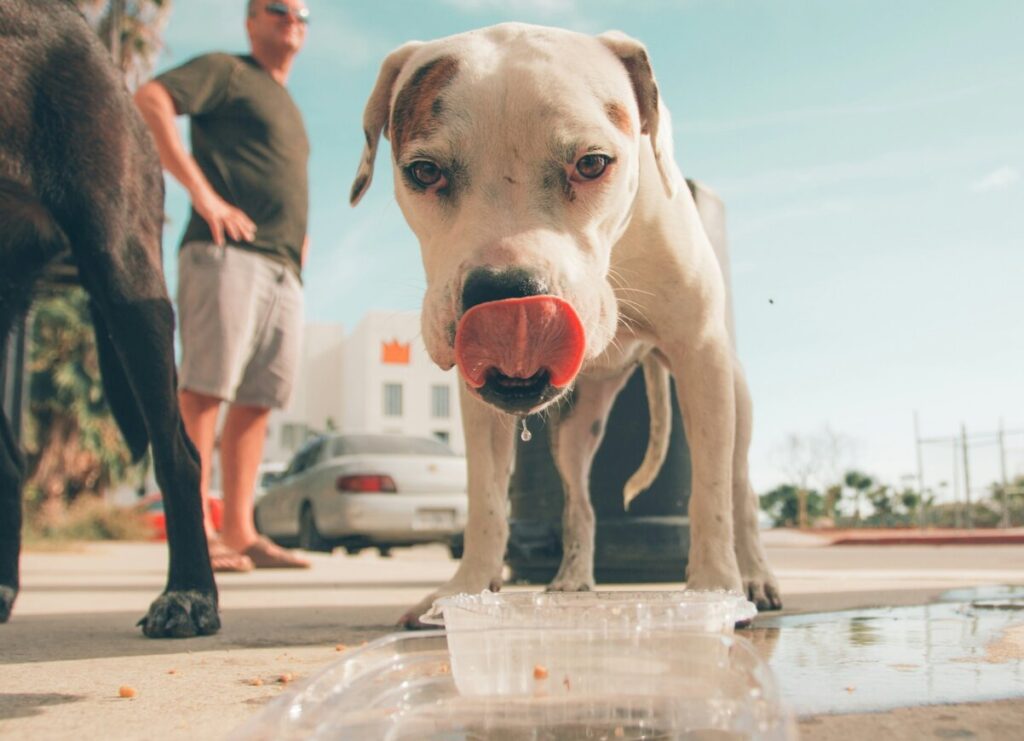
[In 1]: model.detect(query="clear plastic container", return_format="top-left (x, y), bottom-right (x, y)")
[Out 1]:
top-left (421, 591), bottom-right (757, 698)
top-left (232, 628), bottom-right (796, 740)
top-left (423, 589), bottom-right (757, 633)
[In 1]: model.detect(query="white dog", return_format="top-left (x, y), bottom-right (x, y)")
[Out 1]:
top-left (350, 23), bottom-right (781, 626)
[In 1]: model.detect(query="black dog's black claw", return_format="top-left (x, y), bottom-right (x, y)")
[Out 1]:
top-left (139, 590), bottom-right (220, 638)
top-left (0, 585), bottom-right (17, 623)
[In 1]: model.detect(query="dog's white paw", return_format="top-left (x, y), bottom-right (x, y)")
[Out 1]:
top-left (685, 560), bottom-right (743, 595)
top-left (546, 578), bottom-right (595, 592)
top-left (398, 575), bottom-right (503, 630)
top-left (742, 569), bottom-right (783, 611)
top-left (737, 549), bottom-right (783, 611)
top-left (546, 564), bottom-right (595, 593)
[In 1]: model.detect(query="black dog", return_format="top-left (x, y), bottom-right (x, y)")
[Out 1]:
top-left (0, 0), bottom-right (219, 637)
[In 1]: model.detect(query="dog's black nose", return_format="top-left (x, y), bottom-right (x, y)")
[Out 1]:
top-left (461, 267), bottom-right (548, 313)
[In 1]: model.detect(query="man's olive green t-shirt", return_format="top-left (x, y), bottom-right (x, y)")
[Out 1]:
top-left (156, 53), bottom-right (309, 277)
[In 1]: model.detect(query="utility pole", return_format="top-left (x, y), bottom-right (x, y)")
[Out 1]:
top-left (961, 423), bottom-right (973, 529)
top-left (108, 0), bottom-right (124, 65)
top-left (952, 439), bottom-right (962, 529)
top-left (914, 412), bottom-right (926, 528)
top-left (998, 419), bottom-right (1010, 528)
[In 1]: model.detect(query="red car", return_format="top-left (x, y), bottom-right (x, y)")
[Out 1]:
top-left (140, 491), bottom-right (223, 541)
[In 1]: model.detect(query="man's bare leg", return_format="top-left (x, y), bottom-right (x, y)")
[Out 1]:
top-left (219, 403), bottom-right (269, 551)
top-left (220, 403), bottom-right (310, 567)
top-left (178, 389), bottom-right (222, 537)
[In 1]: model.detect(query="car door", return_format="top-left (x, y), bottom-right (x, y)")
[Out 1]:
top-left (263, 440), bottom-right (318, 537)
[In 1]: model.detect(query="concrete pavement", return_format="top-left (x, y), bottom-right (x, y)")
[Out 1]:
top-left (1, 532), bottom-right (1023, 739)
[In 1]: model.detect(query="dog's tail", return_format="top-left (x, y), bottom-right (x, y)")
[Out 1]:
top-left (623, 352), bottom-right (671, 510)
top-left (86, 304), bottom-right (150, 463)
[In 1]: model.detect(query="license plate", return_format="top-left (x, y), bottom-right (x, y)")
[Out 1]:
top-left (413, 508), bottom-right (456, 530)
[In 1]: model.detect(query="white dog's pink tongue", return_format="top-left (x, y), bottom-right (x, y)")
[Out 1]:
top-left (455, 296), bottom-right (585, 389)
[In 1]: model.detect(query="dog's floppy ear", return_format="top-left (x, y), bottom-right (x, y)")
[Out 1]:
top-left (597, 31), bottom-right (679, 199)
top-left (350, 41), bottom-right (424, 206)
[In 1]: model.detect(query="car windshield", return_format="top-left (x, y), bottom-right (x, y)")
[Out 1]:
top-left (332, 435), bottom-right (457, 457)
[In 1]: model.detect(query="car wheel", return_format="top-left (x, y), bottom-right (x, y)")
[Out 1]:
top-left (449, 533), bottom-right (464, 560)
top-left (344, 545), bottom-right (362, 556)
top-left (299, 503), bottom-right (333, 553)
top-left (377, 546), bottom-right (392, 558)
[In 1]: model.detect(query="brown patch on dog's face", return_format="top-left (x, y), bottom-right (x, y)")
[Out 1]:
top-left (391, 55), bottom-right (460, 158)
top-left (604, 101), bottom-right (633, 136)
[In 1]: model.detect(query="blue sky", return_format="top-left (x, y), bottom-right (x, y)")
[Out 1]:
top-left (153, 0), bottom-right (1024, 497)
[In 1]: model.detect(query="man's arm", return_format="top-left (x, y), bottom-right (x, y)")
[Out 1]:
top-left (134, 80), bottom-right (256, 246)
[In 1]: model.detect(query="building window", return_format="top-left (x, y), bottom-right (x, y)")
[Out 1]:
top-left (433, 430), bottom-right (450, 445)
top-left (383, 383), bottom-right (403, 417)
top-left (281, 423), bottom-right (309, 451)
top-left (431, 384), bottom-right (450, 419)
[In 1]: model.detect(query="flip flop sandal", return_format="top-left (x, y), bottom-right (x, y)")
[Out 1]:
top-left (243, 536), bottom-right (312, 569)
top-left (208, 537), bottom-right (254, 573)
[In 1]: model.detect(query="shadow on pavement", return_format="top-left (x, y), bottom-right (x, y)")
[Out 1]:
top-left (19, 579), bottom-right (443, 592)
top-left (0, 693), bottom-right (83, 720)
top-left (1, 604), bottom-right (405, 665)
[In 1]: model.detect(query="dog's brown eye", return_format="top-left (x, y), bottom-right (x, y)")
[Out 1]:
top-left (575, 154), bottom-right (610, 180)
top-left (408, 160), bottom-right (444, 188)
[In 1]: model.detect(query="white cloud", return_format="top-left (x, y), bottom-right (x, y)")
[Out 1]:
top-left (970, 165), bottom-right (1021, 193)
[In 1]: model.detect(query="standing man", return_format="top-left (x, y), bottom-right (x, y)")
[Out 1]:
top-left (135, 1), bottom-right (313, 571)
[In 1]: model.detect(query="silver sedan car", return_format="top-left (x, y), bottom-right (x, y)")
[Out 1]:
top-left (255, 434), bottom-right (468, 557)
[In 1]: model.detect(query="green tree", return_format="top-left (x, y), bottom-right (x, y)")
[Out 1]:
top-left (844, 470), bottom-right (874, 525)
top-left (75, 0), bottom-right (173, 90)
top-left (760, 484), bottom-right (824, 528)
top-left (23, 291), bottom-right (135, 523)
top-left (823, 483), bottom-right (843, 523)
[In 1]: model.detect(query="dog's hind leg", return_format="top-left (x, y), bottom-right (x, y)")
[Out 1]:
top-left (77, 236), bottom-right (219, 636)
top-left (0, 404), bottom-right (24, 623)
top-left (59, 113), bottom-right (218, 636)
top-left (732, 361), bottom-right (781, 610)
top-left (0, 179), bottom-right (70, 623)
top-left (79, 258), bottom-right (220, 637)
top-left (547, 368), bottom-right (633, 592)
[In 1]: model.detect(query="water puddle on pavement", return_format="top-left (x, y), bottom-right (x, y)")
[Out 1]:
top-left (746, 586), bottom-right (1024, 716)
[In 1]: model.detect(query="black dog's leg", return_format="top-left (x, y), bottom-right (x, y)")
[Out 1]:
top-left (68, 164), bottom-right (219, 636)
top-left (0, 404), bottom-right (24, 623)
top-left (86, 291), bottom-right (220, 637)
top-left (60, 124), bottom-right (218, 638)
top-left (0, 179), bottom-right (70, 623)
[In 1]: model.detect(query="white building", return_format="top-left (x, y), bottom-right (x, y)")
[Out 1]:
top-left (264, 311), bottom-right (465, 464)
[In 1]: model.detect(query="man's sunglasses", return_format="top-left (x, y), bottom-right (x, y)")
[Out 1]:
top-left (264, 2), bottom-right (310, 24)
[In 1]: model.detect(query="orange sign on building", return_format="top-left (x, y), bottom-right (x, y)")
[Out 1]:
top-left (381, 339), bottom-right (411, 365)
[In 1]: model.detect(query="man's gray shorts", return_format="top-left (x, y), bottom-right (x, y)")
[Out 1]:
top-left (177, 242), bottom-right (303, 409)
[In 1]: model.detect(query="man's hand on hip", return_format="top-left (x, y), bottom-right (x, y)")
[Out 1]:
top-left (193, 188), bottom-right (257, 246)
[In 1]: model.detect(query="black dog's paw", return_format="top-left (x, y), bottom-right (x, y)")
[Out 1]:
top-left (138, 589), bottom-right (220, 638)
top-left (0, 585), bottom-right (17, 623)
